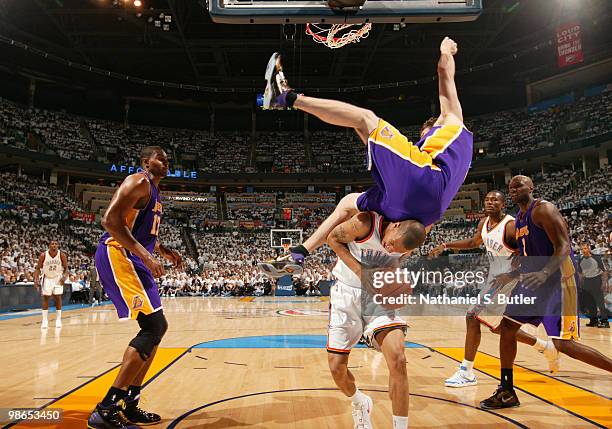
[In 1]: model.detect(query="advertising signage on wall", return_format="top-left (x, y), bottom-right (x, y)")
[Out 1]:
top-left (109, 164), bottom-right (198, 179)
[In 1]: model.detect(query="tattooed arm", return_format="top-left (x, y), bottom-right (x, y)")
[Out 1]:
top-left (327, 212), bottom-right (373, 277)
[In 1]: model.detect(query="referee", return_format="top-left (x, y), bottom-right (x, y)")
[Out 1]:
top-left (579, 244), bottom-right (609, 328)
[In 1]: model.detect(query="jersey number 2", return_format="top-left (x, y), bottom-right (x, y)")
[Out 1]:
top-left (150, 215), bottom-right (161, 236)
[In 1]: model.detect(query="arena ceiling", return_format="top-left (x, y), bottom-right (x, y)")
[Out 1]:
top-left (1, 0), bottom-right (611, 105)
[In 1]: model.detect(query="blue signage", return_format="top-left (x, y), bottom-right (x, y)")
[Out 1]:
top-left (109, 164), bottom-right (198, 179)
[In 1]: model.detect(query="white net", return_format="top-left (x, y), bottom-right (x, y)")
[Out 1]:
top-left (305, 23), bottom-right (372, 49)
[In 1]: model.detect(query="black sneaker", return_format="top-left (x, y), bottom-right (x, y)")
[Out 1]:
top-left (586, 318), bottom-right (599, 327)
top-left (263, 52), bottom-right (292, 110)
top-left (124, 401), bottom-right (161, 426)
top-left (598, 320), bottom-right (610, 328)
top-left (480, 386), bottom-right (520, 410)
top-left (87, 401), bottom-right (139, 429)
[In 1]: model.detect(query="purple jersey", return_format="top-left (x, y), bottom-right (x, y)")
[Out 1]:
top-left (357, 121), bottom-right (473, 225)
top-left (100, 172), bottom-right (162, 254)
top-left (515, 199), bottom-right (576, 277)
top-left (506, 199), bottom-right (579, 340)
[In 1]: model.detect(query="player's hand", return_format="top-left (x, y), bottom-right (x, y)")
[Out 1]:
top-left (492, 272), bottom-right (517, 289)
top-left (164, 248), bottom-right (184, 270)
top-left (440, 37), bottom-right (458, 56)
top-left (428, 244), bottom-right (446, 259)
top-left (521, 271), bottom-right (548, 289)
top-left (143, 254), bottom-right (165, 278)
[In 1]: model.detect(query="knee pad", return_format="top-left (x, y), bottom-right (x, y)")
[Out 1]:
top-left (129, 311), bottom-right (168, 361)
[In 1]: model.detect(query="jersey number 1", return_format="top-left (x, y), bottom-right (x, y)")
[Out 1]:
top-left (150, 215), bottom-right (161, 236)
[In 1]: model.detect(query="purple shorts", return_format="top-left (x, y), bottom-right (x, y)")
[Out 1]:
top-left (357, 120), bottom-right (473, 225)
top-left (503, 273), bottom-right (580, 340)
top-left (95, 243), bottom-right (162, 320)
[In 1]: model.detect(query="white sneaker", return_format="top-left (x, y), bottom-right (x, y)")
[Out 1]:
top-left (444, 368), bottom-right (477, 388)
top-left (41, 320), bottom-right (49, 329)
top-left (541, 340), bottom-right (560, 373)
top-left (55, 319), bottom-right (62, 329)
top-left (351, 395), bottom-right (374, 429)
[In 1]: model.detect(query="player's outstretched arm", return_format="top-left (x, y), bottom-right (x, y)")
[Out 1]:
top-left (302, 193), bottom-right (361, 254)
top-left (435, 37), bottom-right (463, 127)
top-left (327, 212), bottom-right (373, 277)
top-left (429, 218), bottom-right (485, 257)
top-left (294, 96), bottom-right (379, 144)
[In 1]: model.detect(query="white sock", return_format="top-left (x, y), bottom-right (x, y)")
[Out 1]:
top-left (42, 310), bottom-right (48, 322)
top-left (461, 359), bottom-right (474, 373)
top-left (350, 388), bottom-right (368, 404)
top-left (393, 415), bottom-right (408, 429)
top-left (56, 310), bottom-right (62, 321)
top-left (534, 338), bottom-right (547, 352)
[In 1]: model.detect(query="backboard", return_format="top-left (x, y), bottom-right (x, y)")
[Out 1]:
top-left (207, 0), bottom-right (483, 24)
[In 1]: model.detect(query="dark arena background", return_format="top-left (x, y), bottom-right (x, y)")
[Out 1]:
top-left (0, 1), bottom-right (610, 428)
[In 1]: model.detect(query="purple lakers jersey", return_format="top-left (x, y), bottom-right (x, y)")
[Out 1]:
top-left (357, 121), bottom-right (473, 225)
top-left (100, 172), bottom-right (162, 254)
top-left (515, 199), bottom-right (575, 278)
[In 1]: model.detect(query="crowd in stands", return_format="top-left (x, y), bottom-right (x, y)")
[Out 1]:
top-left (310, 131), bottom-right (364, 173)
top-left (226, 193), bottom-right (276, 225)
top-left (1, 98), bottom-right (92, 160)
top-left (4, 87), bottom-right (610, 174)
top-left (255, 132), bottom-right (307, 173)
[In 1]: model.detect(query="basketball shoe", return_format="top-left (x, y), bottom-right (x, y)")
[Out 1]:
top-left (351, 394), bottom-right (374, 429)
top-left (263, 52), bottom-right (292, 110)
top-left (124, 401), bottom-right (161, 426)
top-left (480, 385), bottom-right (520, 410)
top-left (444, 366), bottom-right (477, 387)
top-left (87, 400), bottom-right (139, 429)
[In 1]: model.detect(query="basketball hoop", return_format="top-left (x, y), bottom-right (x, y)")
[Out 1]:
top-left (305, 22), bottom-right (372, 49)
top-left (281, 242), bottom-right (291, 253)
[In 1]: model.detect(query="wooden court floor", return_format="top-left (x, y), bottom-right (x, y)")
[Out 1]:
top-left (0, 297), bottom-right (610, 428)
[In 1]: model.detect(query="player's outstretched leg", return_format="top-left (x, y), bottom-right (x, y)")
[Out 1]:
top-left (552, 339), bottom-right (612, 372)
top-left (328, 353), bottom-right (373, 429)
top-left (378, 328), bottom-right (409, 429)
top-left (263, 52), bottom-right (377, 142)
top-left (445, 314), bottom-right (479, 387)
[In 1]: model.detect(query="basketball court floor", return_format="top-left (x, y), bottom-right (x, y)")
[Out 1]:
top-left (1, 297), bottom-right (610, 428)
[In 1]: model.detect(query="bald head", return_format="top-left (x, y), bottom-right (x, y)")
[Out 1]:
top-left (509, 175), bottom-right (534, 205)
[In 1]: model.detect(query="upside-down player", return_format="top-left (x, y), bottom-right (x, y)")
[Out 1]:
top-left (263, 37), bottom-right (472, 268)
top-left (88, 146), bottom-right (183, 429)
top-left (326, 210), bottom-right (418, 429)
top-left (480, 175), bottom-right (612, 409)
top-left (428, 191), bottom-right (560, 387)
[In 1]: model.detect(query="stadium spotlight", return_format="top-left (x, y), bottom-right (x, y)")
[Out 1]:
top-left (165, 15), bottom-right (172, 23)
top-left (163, 23), bottom-right (170, 31)
top-left (154, 20), bottom-right (161, 27)
top-left (134, 0), bottom-right (142, 7)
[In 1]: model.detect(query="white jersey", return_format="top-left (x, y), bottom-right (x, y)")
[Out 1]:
top-left (332, 212), bottom-right (399, 288)
top-left (480, 214), bottom-right (515, 277)
top-left (42, 250), bottom-right (63, 279)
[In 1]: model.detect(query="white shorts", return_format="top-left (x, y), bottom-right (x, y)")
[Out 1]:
top-left (327, 281), bottom-right (407, 354)
top-left (469, 278), bottom-right (527, 332)
top-left (42, 276), bottom-right (64, 296)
